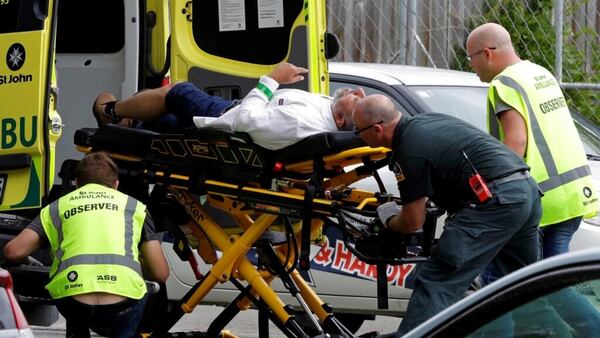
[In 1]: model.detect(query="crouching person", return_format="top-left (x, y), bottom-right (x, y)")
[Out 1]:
top-left (352, 95), bottom-right (542, 335)
top-left (4, 152), bottom-right (169, 338)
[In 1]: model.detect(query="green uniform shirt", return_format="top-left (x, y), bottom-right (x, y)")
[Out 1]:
top-left (391, 113), bottom-right (529, 212)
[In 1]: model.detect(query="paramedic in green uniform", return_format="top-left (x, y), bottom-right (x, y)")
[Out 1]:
top-left (4, 152), bottom-right (169, 338)
top-left (352, 94), bottom-right (542, 335)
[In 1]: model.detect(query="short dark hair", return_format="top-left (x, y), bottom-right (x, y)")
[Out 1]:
top-left (75, 152), bottom-right (118, 187)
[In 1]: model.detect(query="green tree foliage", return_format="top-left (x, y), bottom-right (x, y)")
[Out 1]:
top-left (453, 0), bottom-right (600, 125)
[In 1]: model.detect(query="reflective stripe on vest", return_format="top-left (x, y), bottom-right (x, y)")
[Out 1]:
top-left (489, 75), bottom-right (591, 192)
top-left (48, 196), bottom-right (141, 280)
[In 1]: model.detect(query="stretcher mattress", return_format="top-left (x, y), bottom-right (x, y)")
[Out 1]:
top-left (74, 125), bottom-right (370, 182)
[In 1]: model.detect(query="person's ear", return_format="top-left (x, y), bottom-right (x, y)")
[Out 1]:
top-left (484, 47), bottom-right (495, 61)
top-left (333, 111), bottom-right (345, 128)
top-left (113, 179), bottom-right (119, 189)
top-left (354, 87), bottom-right (366, 98)
top-left (373, 124), bottom-right (384, 135)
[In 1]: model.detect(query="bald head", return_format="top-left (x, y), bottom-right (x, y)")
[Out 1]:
top-left (468, 23), bottom-right (513, 50)
top-left (466, 23), bottom-right (521, 82)
top-left (354, 94), bottom-right (398, 123)
top-left (352, 94), bottom-right (400, 148)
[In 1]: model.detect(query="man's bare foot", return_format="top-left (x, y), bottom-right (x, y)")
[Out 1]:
top-left (92, 92), bottom-right (134, 127)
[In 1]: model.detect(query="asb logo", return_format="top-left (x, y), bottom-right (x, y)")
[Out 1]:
top-left (67, 270), bottom-right (78, 282)
top-left (6, 43), bottom-right (25, 71)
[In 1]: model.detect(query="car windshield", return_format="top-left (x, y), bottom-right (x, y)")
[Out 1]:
top-left (408, 86), bottom-right (488, 129)
top-left (407, 85), bottom-right (600, 158)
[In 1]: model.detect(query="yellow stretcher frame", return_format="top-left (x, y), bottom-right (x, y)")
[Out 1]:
top-left (76, 139), bottom-right (393, 337)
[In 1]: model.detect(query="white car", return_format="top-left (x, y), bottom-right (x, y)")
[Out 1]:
top-left (159, 62), bottom-right (600, 333)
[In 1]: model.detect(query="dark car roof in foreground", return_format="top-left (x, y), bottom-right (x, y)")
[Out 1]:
top-left (403, 248), bottom-right (600, 337)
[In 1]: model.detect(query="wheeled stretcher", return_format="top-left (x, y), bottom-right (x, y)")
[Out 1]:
top-left (72, 125), bottom-right (441, 338)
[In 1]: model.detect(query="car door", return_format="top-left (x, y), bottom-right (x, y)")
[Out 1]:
top-left (0, 0), bottom-right (61, 212)
top-left (404, 250), bottom-right (600, 337)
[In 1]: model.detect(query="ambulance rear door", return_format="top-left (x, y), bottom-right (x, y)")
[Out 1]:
top-left (165, 0), bottom-right (335, 286)
top-left (0, 0), bottom-right (61, 212)
top-left (169, 0), bottom-right (332, 98)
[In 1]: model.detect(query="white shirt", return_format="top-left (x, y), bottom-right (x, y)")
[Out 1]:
top-left (193, 75), bottom-right (337, 150)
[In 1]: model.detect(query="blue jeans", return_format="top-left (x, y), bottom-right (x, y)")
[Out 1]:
top-left (139, 82), bottom-right (233, 133)
top-left (55, 295), bottom-right (148, 338)
top-left (540, 216), bottom-right (582, 258)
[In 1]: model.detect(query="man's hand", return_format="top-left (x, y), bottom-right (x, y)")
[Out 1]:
top-left (269, 62), bottom-right (309, 84)
top-left (377, 201), bottom-right (402, 229)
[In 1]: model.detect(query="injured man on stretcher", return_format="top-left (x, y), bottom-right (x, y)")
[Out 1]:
top-left (80, 64), bottom-right (430, 338)
top-left (92, 62), bottom-right (365, 150)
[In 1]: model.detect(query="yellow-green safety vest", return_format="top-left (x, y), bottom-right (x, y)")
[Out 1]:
top-left (487, 60), bottom-right (599, 226)
top-left (40, 183), bottom-right (147, 299)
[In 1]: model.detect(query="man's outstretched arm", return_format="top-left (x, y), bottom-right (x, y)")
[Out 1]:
top-left (4, 228), bottom-right (43, 263)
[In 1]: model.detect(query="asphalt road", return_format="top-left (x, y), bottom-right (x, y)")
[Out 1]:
top-left (32, 305), bottom-right (401, 337)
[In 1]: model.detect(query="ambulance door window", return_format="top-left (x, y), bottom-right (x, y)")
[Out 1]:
top-left (192, 0), bottom-right (303, 65)
top-left (0, 0), bottom-right (48, 33)
top-left (55, 0), bottom-right (124, 53)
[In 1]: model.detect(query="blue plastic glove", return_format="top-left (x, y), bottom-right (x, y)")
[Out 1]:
top-left (376, 201), bottom-right (402, 228)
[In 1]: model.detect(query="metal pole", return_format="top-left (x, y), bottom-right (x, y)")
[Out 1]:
top-left (554, 0), bottom-right (564, 81)
top-left (343, 0), bottom-right (353, 61)
top-left (408, 0), bottom-right (417, 65)
top-left (398, 0), bottom-right (408, 64)
top-left (561, 82), bottom-right (600, 90)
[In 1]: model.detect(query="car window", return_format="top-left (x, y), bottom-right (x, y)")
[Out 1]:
top-left (331, 80), bottom-right (380, 96)
top-left (465, 280), bottom-right (600, 337)
top-left (407, 86), bottom-right (600, 158)
top-left (578, 127), bottom-right (600, 157)
top-left (406, 86), bottom-right (488, 130)
top-left (573, 113), bottom-right (600, 157)
top-left (330, 80), bottom-right (403, 109)
top-left (0, 287), bottom-right (17, 329)
top-left (331, 74), bottom-right (600, 163)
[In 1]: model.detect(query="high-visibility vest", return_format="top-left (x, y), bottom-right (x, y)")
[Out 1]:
top-left (40, 183), bottom-right (147, 299)
top-left (487, 60), bottom-right (599, 226)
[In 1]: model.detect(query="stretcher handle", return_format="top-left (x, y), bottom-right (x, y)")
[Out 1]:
top-left (299, 183), bottom-right (316, 270)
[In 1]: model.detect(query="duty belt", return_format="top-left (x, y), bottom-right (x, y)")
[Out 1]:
top-left (489, 170), bottom-right (531, 187)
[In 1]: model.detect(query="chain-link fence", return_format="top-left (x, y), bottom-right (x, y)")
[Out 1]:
top-left (327, 0), bottom-right (600, 124)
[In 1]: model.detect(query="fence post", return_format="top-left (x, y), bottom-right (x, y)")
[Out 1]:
top-left (406, 0), bottom-right (417, 65)
top-left (554, 0), bottom-right (564, 82)
top-left (397, 0), bottom-right (408, 64)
